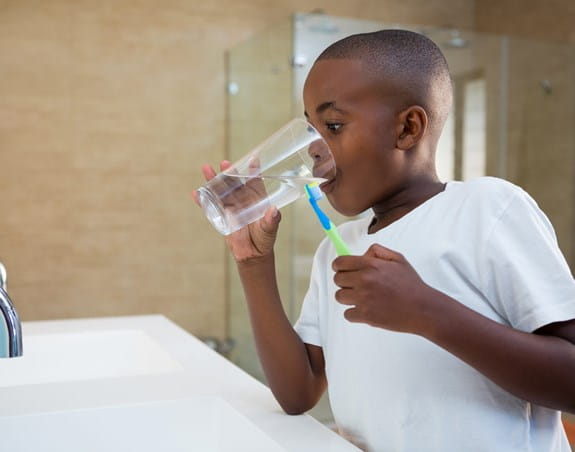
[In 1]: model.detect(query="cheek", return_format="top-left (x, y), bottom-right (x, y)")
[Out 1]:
top-left (329, 145), bottom-right (396, 215)
top-left (326, 122), bottom-right (395, 214)
top-left (328, 162), bottom-right (378, 216)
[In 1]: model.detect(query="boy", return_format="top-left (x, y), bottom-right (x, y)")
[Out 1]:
top-left (196, 30), bottom-right (575, 451)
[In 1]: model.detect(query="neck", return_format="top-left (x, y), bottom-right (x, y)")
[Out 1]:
top-left (368, 175), bottom-right (445, 234)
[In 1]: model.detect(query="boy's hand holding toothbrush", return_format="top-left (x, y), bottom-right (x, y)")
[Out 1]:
top-left (332, 243), bottom-right (439, 336)
top-left (192, 160), bottom-right (281, 263)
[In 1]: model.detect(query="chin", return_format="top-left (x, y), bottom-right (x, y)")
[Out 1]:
top-left (326, 194), bottom-right (365, 218)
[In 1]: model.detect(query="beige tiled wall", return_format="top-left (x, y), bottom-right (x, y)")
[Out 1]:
top-left (226, 19), bottom-right (294, 374)
top-left (475, 0), bottom-right (575, 267)
top-left (475, 0), bottom-right (575, 43)
top-left (4, 0), bottom-right (575, 340)
top-left (0, 0), bottom-right (474, 338)
top-left (1, 0), bottom-right (573, 339)
top-left (505, 39), bottom-right (575, 265)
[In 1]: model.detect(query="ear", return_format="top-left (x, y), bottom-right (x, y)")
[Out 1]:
top-left (396, 106), bottom-right (427, 150)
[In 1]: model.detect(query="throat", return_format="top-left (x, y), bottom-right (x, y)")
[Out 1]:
top-left (368, 206), bottom-right (413, 233)
top-left (368, 181), bottom-right (447, 234)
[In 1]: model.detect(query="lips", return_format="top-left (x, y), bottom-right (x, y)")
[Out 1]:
top-left (320, 177), bottom-right (336, 194)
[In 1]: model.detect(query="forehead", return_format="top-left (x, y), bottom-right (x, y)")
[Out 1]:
top-left (303, 59), bottom-right (391, 112)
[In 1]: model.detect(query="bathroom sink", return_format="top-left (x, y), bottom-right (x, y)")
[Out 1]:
top-left (0, 317), bottom-right (361, 452)
top-left (0, 329), bottom-right (183, 387)
top-left (0, 396), bottom-right (285, 452)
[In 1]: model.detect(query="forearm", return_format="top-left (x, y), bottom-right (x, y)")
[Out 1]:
top-left (237, 254), bottom-right (325, 414)
top-left (422, 288), bottom-right (575, 413)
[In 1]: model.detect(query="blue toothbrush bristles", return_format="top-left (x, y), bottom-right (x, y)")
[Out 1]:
top-left (305, 183), bottom-right (331, 230)
top-left (304, 182), bottom-right (351, 256)
top-left (306, 182), bottom-right (323, 201)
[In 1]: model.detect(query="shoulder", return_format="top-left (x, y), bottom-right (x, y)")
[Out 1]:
top-left (436, 177), bottom-right (554, 243)
top-left (446, 177), bottom-right (532, 214)
top-left (450, 176), bottom-right (524, 199)
top-left (456, 177), bottom-right (555, 239)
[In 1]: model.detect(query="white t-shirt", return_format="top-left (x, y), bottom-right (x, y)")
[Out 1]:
top-left (294, 177), bottom-right (575, 452)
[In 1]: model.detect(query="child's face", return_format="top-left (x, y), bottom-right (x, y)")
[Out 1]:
top-left (303, 58), bottom-right (408, 216)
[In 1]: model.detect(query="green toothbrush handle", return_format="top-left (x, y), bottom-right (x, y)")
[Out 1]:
top-left (326, 222), bottom-right (351, 256)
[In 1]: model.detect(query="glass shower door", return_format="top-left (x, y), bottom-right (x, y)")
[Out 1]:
top-left (225, 18), bottom-right (294, 382)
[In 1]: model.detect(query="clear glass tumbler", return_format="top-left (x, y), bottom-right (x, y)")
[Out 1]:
top-left (197, 118), bottom-right (335, 235)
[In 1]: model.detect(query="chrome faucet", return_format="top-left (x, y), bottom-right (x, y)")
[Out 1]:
top-left (0, 261), bottom-right (23, 358)
top-left (0, 261), bottom-right (5, 291)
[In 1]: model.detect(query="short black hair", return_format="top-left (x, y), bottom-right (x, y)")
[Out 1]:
top-left (317, 29), bottom-right (453, 137)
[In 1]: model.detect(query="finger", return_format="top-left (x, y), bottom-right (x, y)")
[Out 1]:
top-left (248, 157), bottom-right (261, 176)
top-left (333, 269), bottom-right (358, 289)
top-left (332, 255), bottom-right (369, 273)
top-left (334, 288), bottom-right (356, 306)
top-left (202, 164), bottom-right (217, 181)
top-left (191, 190), bottom-right (200, 206)
top-left (220, 160), bottom-right (232, 172)
top-left (343, 307), bottom-right (363, 323)
top-left (245, 157), bottom-right (266, 195)
top-left (364, 243), bottom-right (404, 262)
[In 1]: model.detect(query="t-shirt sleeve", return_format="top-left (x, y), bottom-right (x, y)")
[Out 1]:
top-left (481, 189), bottom-right (575, 332)
top-left (293, 250), bottom-right (324, 347)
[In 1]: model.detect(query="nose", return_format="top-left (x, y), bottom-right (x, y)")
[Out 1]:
top-left (308, 139), bottom-right (330, 162)
top-left (308, 139), bottom-right (336, 180)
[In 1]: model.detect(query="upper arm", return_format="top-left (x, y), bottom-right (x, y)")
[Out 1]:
top-left (305, 343), bottom-right (327, 397)
top-left (535, 318), bottom-right (575, 344)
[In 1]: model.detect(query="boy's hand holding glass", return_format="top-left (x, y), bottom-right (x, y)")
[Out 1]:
top-left (193, 118), bottom-right (337, 262)
top-left (192, 160), bottom-right (281, 263)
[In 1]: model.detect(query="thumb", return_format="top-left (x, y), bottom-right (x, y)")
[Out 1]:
top-left (365, 243), bottom-right (403, 262)
top-left (261, 206), bottom-right (281, 234)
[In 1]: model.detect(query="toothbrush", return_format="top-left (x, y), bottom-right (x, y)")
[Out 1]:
top-left (305, 182), bottom-right (351, 256)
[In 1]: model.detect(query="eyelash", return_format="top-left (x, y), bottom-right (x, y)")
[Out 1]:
top-left (326, 122), bottom-right (343, 133)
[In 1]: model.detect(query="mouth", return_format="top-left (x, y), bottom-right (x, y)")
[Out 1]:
top-left (319, 177), bottom-right (336, 194)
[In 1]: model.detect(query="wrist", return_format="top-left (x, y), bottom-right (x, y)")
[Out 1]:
top-left (415, 286), bottom-right (457, 341)
top-left (236, 252), bottom-right (275, 270)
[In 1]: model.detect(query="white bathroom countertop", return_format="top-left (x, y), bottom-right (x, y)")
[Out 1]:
top-left (0, 315), bottom-right (359, 451)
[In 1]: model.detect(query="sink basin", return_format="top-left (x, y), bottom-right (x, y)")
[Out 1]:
top-left (0, 330), bottom-right (183, 387)
top-left (0, 396), bottom-right (285, 452)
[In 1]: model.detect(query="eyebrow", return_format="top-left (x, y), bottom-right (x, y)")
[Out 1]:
top-left (303, 101), bottom-right (346, 118)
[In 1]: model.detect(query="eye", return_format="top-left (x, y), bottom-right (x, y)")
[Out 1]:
top-left (326, 122), bottom-right (342, 133)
